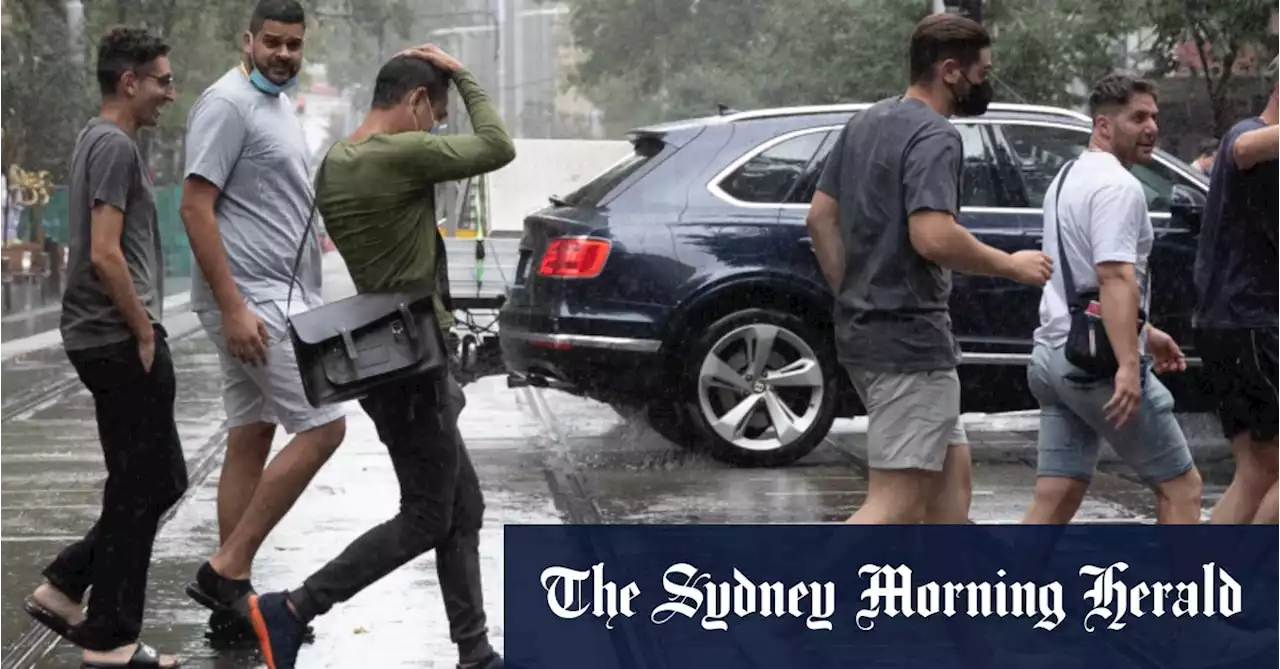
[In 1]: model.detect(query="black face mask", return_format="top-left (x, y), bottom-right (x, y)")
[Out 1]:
top-left (952, 74), bottom-right (993, 117)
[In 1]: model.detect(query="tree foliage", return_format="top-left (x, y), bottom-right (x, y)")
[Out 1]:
top-left (1143, 0), bottom-right (1276, 136)
top-left (312, 0), bottom-right (421, 98)
top-left (563, 0), bottom-right (1272, 136)
top-left (2, 0), bottom-right (95, 182)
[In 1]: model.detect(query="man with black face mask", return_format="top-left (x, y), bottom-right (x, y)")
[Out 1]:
top-left (179, 0), bottom-right (344, 639)
top-left (806, 13), bottom-right (1052, 525)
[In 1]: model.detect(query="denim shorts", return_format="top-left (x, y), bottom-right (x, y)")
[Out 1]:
top-left (1027, 343), bottom-right (1194, 485)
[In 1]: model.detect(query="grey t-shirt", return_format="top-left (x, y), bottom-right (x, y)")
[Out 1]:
top-left (60, 119), bottom-right (164, 351)
top-left (184, 67), bottom-right (322, 313)
top-left (817, 96), bottom-right (963, 372)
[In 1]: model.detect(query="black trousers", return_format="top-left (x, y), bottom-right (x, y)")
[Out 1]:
top-left (291, 368), bottom-right (491, 661)
top-left (43, 326), bottom-right (189, 651)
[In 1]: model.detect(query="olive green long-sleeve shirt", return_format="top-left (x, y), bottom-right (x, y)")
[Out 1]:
top-left (315, 69), bottom-right (516, 333)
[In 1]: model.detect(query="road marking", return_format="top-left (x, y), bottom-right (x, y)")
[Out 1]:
top-left (763, 490), bottom-right (865, 497)
top-left (0, 535), bottom-right (87, 542)
top-left (0, 489), bottom-right (100, 494)
top-left (0, 504), bottom-right (100, 510)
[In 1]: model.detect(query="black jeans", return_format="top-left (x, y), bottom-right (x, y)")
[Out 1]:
top-left (291, 368), bottom-right (491, 661)
top-left (43, 326), bottom-right (189, 651)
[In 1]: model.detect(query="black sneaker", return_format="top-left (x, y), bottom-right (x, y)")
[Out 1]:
top-left (206, 599), bottom-right (316, 648)
top-left (204, 608), bottom-right (258, 651)
top-left (246, 592), bottom-right (308, 669)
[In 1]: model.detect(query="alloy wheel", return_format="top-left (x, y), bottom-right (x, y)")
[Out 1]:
top-left (695, 323), bottom-right (825, 452)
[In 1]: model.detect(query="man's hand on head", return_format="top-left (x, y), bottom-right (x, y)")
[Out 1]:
top-left (397, 43), bottom-right (463, 73)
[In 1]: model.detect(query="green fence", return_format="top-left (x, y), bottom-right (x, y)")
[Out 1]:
top-left (24, 183), bottom-right (193, 278)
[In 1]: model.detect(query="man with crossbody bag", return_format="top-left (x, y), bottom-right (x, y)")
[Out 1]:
top-left (243, 44), bottom-right (513, 669)
top-left (1020, 73), bottom-right (1203, 525)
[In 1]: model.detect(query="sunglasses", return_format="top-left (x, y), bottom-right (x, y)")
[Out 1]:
top-left (135, 71), bottom-right (175, 89)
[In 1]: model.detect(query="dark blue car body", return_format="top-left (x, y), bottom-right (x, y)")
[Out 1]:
top-left (499, 103), bottom-right (1211, 466)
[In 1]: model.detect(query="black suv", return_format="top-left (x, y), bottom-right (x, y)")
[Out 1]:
top-left (499, 102), bottom-right (1211, 468)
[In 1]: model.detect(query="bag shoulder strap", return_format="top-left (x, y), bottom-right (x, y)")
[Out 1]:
top-left (436, 227), bottom-right (453, 312)
top-left (1052, 159), bottom-right (1078, 301)
top-left (286, 146), bottom-right (332, 316)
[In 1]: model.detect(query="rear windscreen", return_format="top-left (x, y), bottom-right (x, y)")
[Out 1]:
top-left (562, 136), bottom-right (665, 207)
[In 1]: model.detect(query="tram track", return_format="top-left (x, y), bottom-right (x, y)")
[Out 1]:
top-left (1, 326), bottom-right (205, 425)
top-left (518, 383), bottom-right (663, 669)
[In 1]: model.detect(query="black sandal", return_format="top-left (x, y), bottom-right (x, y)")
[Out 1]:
top-left (24, 596), bottom-right (89, 647)
top-left (81, 642), bottom-right (180, 668)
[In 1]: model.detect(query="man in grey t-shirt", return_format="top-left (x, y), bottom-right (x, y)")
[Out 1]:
top-left (178, 0), bottom-right (342, 637)
top-left (59, 117), bottom-right (164, 349)
top-left (806, 14), bottom-right (1051, 525)
top-left (25, 27), bottom-right (186, 668)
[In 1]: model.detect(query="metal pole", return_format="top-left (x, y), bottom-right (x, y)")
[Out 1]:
top-left (496, 0), bottom-right (509, 128)
top-left (65, 0), bottom-right (86, 66)
top-left (512, 0), bottom-right (525, 137)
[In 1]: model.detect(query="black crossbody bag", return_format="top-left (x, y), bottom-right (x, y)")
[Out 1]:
top-left (1053, 159), bottom-right (1147, 378)
top-left (284, 155), bottom-right (449, 408)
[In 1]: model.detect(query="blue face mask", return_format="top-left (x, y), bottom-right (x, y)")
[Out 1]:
top-left (246, 64), bottom-right (298, 96)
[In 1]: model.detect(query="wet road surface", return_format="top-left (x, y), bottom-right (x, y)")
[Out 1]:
top-left (1, 251), bottom-right (1235, 668)
top-left (2, 278), bottom-right (195, 345)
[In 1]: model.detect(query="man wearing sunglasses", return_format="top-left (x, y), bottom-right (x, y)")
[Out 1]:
top-left (24, 26), bottom-right (185, 669)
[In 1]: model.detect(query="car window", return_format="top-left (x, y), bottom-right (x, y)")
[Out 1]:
top-left (562, 136), bottom-right (664, 207)
top-left (995, 124), bottom-right (1088, 208)
top-left (1130, 159), bottom-right (1185, 213)
top-left (954, 123), bottom-right (1000, 207)
top-left (786, 131), bottom-right (837, 204)
top-left (995, 123), bottom-right (1196, 214)
top-left (719, 131), bottom-right (826, 204)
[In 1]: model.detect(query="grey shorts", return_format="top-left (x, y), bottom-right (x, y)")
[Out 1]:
top-left (1027, 343), bottom-right (1193, 485)
top-left (197, 300), bottom-right (346, 435)
top-left (845, 366), bottom-right (968, 472)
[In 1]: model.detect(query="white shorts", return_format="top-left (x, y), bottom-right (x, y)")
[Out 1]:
top-left (197, 300), bottom-right (345, 434)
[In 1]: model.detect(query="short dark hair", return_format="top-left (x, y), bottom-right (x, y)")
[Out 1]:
top-left (909, 13), bottom-right (991, 84)
top-left (370, 55), bottom-right (450, 109)
top-left (1197, 137), bottom-right (1219, 156)
top-left (1087, 73), bottom-right (1158, 118)
top-left (96, 26), bottom-right (170, 96)
top-left (250, 0), bottom-right (305, 33)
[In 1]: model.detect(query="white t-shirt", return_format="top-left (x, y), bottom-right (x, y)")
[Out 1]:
top-left (1033, 150), bottom-right (1153, 349)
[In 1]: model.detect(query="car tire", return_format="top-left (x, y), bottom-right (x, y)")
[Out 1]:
top-left (680, 308), bottom-right (838, 467)
top-left (643, 400), bottom-right (698, 448)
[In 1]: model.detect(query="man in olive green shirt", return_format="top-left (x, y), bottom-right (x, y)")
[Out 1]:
top-left (245, 45), bottom-right (514, 669)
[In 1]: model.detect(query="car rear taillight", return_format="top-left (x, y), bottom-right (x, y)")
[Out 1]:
top-left (537, 237), bottom-right (611, 278)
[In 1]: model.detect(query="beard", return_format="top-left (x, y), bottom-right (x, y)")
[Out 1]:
top-left (253, 54), bottom-right (298, 83)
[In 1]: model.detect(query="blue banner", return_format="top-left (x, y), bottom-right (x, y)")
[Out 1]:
top-left (503, 525), bottom-right (1277, 668)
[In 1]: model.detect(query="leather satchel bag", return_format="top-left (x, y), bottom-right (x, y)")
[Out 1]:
top-left (1053, 159), bottom-right (1146, 378)
top-left (284, 157), bottom-right (449, 408)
